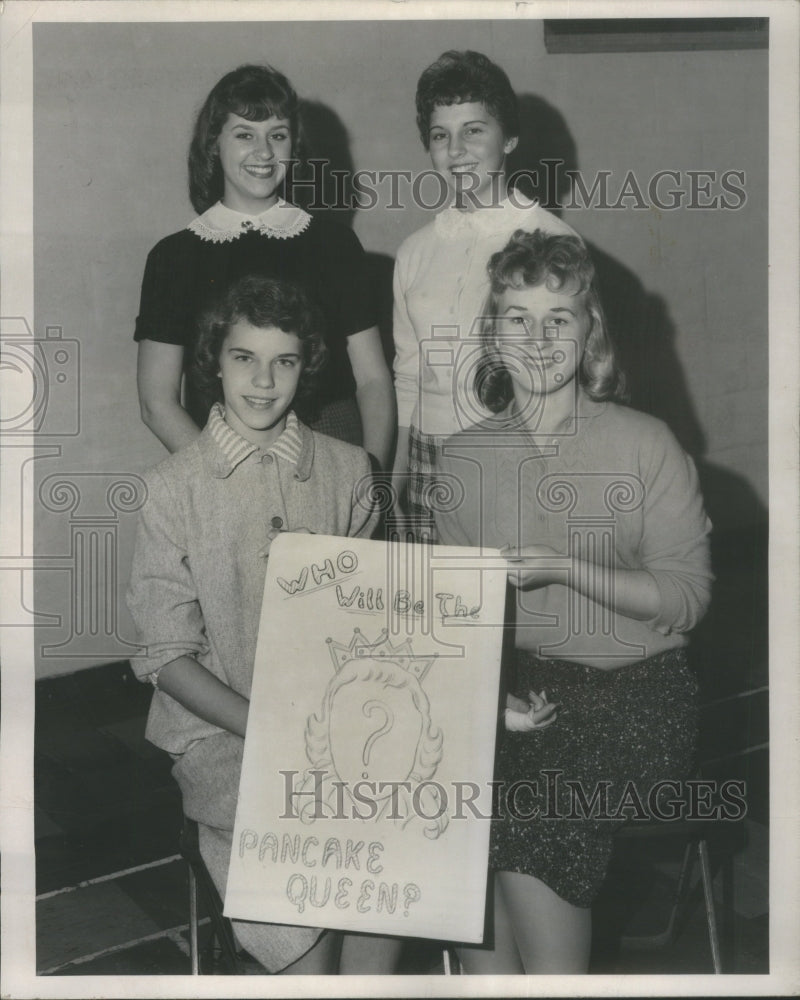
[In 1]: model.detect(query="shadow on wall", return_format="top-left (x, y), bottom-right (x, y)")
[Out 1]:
top-left (509, 94), bottom-right (709, 456)
top-left (292, 99), bottom-right (396, 365)
top-left (511, 95), bottom-right (769, 820)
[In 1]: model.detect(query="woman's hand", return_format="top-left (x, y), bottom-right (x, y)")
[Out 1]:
top-left (502, 544), bottom-right (663, 621)
top-left (504, 689), bottom-right (559, 732)
top-left (502, 544), bottom-right (564, 589)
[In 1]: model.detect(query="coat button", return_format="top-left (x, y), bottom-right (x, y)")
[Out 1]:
top-left (271, 516), bottom-right (284, 530)
top-left (261, 453), bottom-right (274, 465)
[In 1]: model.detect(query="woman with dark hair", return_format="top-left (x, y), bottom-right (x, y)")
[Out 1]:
top-left (435, 230), bottom-right (711, 973)
top-left (135, 64), bottom-right (394, 467)
top-left (391, 50), bottom-right (579, 541)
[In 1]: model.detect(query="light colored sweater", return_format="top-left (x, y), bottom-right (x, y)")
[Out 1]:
top-left (393, 195), bottom-right (579, 438)
top-left (127, 409), bottom-right (378, 754)
top-left (434, 395), bottom-right (713, 669)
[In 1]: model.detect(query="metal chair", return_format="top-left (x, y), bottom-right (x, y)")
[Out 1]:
top-left (612, 814), bottom-right (727, 973)
top-left (442, 945), bottom-right (461, 974)
top-left (179, 816), bottom-right (244, 974)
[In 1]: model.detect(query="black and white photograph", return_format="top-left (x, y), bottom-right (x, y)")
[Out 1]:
top-left (1, 1), bottom-right (798, 996)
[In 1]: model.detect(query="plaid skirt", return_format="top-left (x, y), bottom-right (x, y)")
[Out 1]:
top-left (406, 425), bottom-right (450, 543)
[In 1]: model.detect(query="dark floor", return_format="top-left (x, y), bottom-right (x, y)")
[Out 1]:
top-left (35, 660), bottom-right (769, 977)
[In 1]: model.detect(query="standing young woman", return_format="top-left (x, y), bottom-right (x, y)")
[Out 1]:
top-left (392, 50), bottom-right (578, 539)
top-left (136, 64), bottom-right (394, 468)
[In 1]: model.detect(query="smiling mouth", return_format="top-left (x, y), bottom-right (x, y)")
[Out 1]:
top-left (244, 165), bottom-right (276, 178)
top-left (450, 163), bottom-right (479, 174)
top-left (243, 396), bottom-right (276, 408)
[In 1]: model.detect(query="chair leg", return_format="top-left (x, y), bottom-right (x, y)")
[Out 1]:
top-left (442, 946), bottom-right (460, 974)
top-left (621, 839), bottom-right (694, 950)
top-left (180, 817), bottom-right (242, 974)
top-left (188, 865), bottom-right (200, 975)
top-left (697, 838), bottom-right (723, 973)
top-left (192, 862), bottom-right (241, 973)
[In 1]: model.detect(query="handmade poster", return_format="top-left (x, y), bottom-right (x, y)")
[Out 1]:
top-left (226, 533), bottom-right (508, 942)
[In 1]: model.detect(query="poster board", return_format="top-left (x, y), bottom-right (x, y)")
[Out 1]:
top-left (226, 534), bottom-right (507, 943)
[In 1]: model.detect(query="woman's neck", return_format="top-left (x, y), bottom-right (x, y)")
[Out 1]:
top-left (220, 195), bottom-right (280, 216)
top-left (512, 384), bottom-right (582, 435)
top-left (453, 174), bottom-right (508, 213)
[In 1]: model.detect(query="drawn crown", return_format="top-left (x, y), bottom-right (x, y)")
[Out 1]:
top-left (326, 628), bottom-right (435, 683)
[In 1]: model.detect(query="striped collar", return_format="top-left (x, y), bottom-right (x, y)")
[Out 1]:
top-left (206, 403), bottom-right (303, 472)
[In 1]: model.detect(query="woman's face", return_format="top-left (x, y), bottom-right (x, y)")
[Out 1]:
top-left (427, 101), bottom-right (517, 210)
top-left (217, 320), bottom-right (304, 447)
top-left (217, 113), bottom-right (292, 214)
top-left (494, 280), bottom-right (593, 401)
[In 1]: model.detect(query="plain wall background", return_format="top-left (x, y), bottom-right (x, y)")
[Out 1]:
top-left (32, 19), bottom-right (768, 678)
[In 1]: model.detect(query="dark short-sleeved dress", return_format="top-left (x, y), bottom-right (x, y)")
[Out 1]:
top-left (134, 200), bottom-right (375, 441)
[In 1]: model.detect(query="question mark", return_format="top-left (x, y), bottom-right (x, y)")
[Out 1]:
top-left (402, 882), bottom-right (421, 917)
top-left (361, 700), bottom-right (395, 778)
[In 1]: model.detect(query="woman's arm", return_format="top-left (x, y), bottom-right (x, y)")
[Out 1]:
top-left (137, 339), bottom-right (201, 452)
top-left (346, 326), bottom-right (396, 470)
top-left (390, 248), bottom-right (420, 510)
top-left (127, 468), bottom-right (250, 739)
top-left (506, 545), bottom-right (662, 622)
top-left (505, 423), bottom-right (712, 629)
top-left (156, 655), bottom-right (249, 738)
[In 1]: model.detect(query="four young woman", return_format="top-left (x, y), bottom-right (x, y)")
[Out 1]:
top-left (131, 50), bottom-right (711, 975)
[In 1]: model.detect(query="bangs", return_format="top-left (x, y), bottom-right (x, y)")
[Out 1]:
top-left (543, 269), bottom-right (591, 296)
top-left (434, 92), bottom-right (485, 109)
top-left (228, 95), bottom-right (291, 123)
top-left (494, 258), bottom-right (593, 299)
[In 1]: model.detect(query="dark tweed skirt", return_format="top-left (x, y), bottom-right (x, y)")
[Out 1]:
top-left (490, 648), bottom-right (698, 908)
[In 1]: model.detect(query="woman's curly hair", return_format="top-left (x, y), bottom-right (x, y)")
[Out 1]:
top-left (188, 64), bottom-right (301, 214)
top-left (191, 274), bottom-right (327, 419)
top-left (477, 229), bottom-right (626, 413)
top-left (415, 50), bottom-right (519, 148)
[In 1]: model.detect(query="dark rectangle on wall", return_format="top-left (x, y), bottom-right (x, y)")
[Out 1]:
top-left (544, 18), bottom-right (769, 53)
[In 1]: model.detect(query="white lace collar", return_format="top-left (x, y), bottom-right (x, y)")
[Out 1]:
top-left (434, 193), bottom-right (540, 241)
top-left (187, 199), bottom-right (312, 243)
